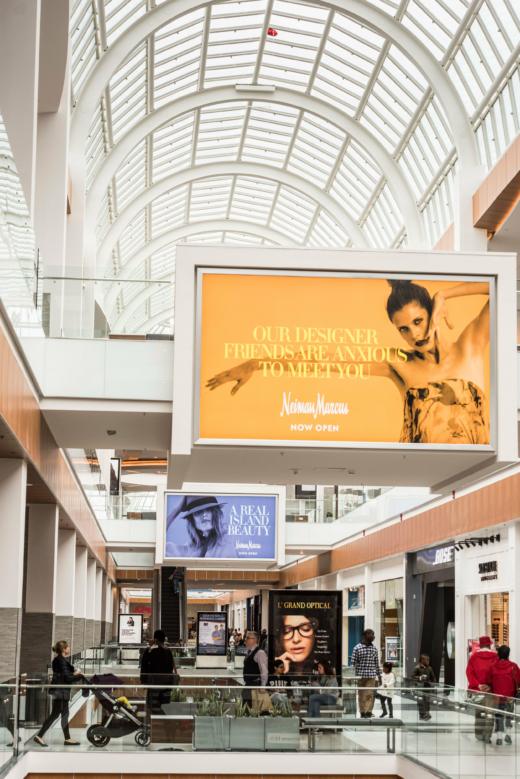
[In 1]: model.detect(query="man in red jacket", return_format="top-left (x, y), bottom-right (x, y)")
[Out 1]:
top-left (485, 644), bottom-right (520, 745)
top-left (466, 636), bottom-right (497, 742)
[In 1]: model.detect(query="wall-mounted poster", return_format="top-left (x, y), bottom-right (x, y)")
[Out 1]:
top-left (197, 612), bottom-right (228, 656)
top-left (197, 270), bottom-right (493, 448)
top-left (386, 636), bottom-right (399, 663)
top-left (118, 613), bottom-right (143, 644)
top-left (268, 590), bottom-right (342, 676)
top-left (164, 492), bottom-right (278, 561)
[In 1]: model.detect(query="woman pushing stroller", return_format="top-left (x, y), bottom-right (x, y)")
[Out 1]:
top-left (34, 640), bottom-right (90, 747)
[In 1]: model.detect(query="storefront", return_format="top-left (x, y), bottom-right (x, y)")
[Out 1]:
top-left (454, 528), bottom-right (517, 687)
top-left (405, 543), bottom-right (455, 685)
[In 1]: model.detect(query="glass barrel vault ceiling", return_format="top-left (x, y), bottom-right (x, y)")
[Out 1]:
top-left (71, 0), bottom-right (520, 335)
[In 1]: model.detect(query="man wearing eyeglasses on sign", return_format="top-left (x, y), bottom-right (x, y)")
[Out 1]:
top-left (243, 631), bottom-right (268, 703)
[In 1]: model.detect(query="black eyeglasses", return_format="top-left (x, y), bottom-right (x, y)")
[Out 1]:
top-left (282, 619), bottom-right (318, 640)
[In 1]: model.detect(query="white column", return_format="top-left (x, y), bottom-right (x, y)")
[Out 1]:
top-left (36, 47), bottom-right (71, 337)
top-left (261, 589), bottom-right (269, 632)
top-left (0, 460), bottom-right (27, 680)
top-left (0, 460), bottom-right (27, 609)
top-left (364, 564), bottom-right (374, 633)
top-left (25, 504), bottom-right (59, 613)
top-left (55, 528), bottom-right (76, 648)
top-left (453, 167), bottom-right (488, 252)
top-left (74, 546), bottom-right (88, 652)
top-left (21, 504), bottom-right (59, 671)
top-left (86, 557), bottom-right (97, 619)
top-left (509, 523), bottom-right (519, 670)
top-left (95, 567), bottom-right (103, 622)
top-left (454, 544), bottom-right (464, 688)
top-left (56, 529), bottom-right (76, 617)
top-left (64, 153), bottom-right (90, 335)
top-left (0, 1), bottom-right (40, 217)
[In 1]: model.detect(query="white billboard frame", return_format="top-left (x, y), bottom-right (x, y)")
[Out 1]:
top-left (170, 245), bottom-right (517, 493)
top-left (156, 482), bottom-right (286, 568)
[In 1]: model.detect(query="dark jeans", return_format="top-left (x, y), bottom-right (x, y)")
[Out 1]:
top-left (378, 694), bottom-right (393, 717)
top-left (417, 681), bottom-right (431, 719)
top-left (37, 698), bottom-right (71, 740)
top-left (495, 701), bottom-right (514, 733)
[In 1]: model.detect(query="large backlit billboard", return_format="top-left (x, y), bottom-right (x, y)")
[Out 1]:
top-left (268, 590), bottom-right (343, 676)
top-left (196, 271), bottom-right (493, 448)
top-left (164, 492), bottom-right (278, 561)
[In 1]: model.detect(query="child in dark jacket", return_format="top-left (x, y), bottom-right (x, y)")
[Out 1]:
top-left (485, 644), bottom-right (520, 745)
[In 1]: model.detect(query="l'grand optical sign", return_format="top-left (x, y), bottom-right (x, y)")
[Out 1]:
top-left (196, 270), bottom-right (492, 447)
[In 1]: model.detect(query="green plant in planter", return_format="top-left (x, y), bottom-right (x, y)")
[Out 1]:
top-left (235, 696), bottom-right (250, 718)
top-left (221, 689), bottom-right (234, 703)
top-left (249, 701), bottom-right (263, 718)
top-left (197, 699), bottom-right (212, 717)
top-left (281, 699), bottom-right (294, 718)
top-left (170, 687), bottom-right (187, 703)
top-left (269, 701), bottom-right (282, 718)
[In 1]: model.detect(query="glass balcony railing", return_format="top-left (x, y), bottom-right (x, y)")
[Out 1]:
top-left (3, 674), bottom-right (518, 778)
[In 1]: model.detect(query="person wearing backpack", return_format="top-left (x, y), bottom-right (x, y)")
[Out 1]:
top-left (485, 644), bottom-right (520, 745)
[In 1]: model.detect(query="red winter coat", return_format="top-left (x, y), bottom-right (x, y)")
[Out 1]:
top-left (466, 649), bottom-right (498, 691)
top-left (486, 660), bottom-right (520, 699)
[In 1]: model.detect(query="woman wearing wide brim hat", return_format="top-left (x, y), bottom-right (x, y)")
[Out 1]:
top-left (165, 495), bottom-right (239, 558)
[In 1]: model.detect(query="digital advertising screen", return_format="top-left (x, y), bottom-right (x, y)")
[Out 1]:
top-left (164, 492), bottom-right (277, 561)
top-left (118, 613), bottom-right (143, 644)
top-left (268, 590), bottom-right (343, 676)
top-left (197, 612), bottom-right (228, 656)
top-left (196, 270), bottom-right (493, 448)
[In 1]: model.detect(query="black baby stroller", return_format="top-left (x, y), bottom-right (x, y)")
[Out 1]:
top-left (86, 686), bottom-right (150, 748)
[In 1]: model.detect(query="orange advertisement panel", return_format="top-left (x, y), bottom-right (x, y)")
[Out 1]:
top-left (197, 271), bottom-right (492, 447)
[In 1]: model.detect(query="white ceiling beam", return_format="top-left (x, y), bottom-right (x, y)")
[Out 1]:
top-left (85, 85), bottom-right (425, 247)
top-left (134, 306), bottom-right (173, 334)
top-left (69, 0), bottom-right (479, 170)
top-left (103, 218), bottom-right (299, 313)
top-left (112, 269), bottom-right (173, 331)
top-left (96, 160), bottom-right (370, 269)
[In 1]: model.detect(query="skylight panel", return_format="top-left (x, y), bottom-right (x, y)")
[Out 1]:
top-left (95, 191), bottom-right (112, 246)
top-left (153, 115), bottom-right (195, 181)
top-left (70, 0), bottom-right (97, 98)
top-left (151, 186), bottom-right (188, 237)
top-left (115, 140), bottom-right (146, 212)
top-left (189, 178), bottom-right (232, 221)
top-left (85, 104), bottom-right (106, 188)
top-left (118, 211), bottom-right (147, 260)
top-left (308, 211), bottom-right (350, 247)
top-left (105, 0), bottom-right (147, 47)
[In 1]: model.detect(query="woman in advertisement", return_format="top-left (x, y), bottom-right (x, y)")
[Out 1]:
top-left (274, 612), bottom-right (319, 676)
top-left (206, 280), bottom-right (490, 445)
top-left (166, 495), bottom-right (238, 558)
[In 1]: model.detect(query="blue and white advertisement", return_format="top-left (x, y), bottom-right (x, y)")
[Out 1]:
top-left (165, 492), bottom-right (277, 560)
top-left (197, 612), bottom-right (228, 656)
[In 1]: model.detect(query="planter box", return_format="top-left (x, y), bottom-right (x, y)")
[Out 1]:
top-left (161, 702), bottom-right (196, 716)
top-left (193, 716), bottom-right (230, 750)
top-left (229, 718), bottom-right (265, 750)
top-left (264, 717), bottom-right (300, 750)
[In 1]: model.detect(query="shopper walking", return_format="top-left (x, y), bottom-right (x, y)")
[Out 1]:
top-left (411, 655), bottom-right (436, 721)
top-left (466, 636), bottom-right (498, 743)
top-left (242, 630), bottom-right (268, 704)
top-left (377, 662), bottom-right (396, 718)
top-left (307, 661), bottom-right (340, 726)
top-left (352, 629), bottom-right (382, 718)
top-left (141, 630), bottom-right (176, 713)
top-left (485, 644), bottom-right (520, 745)
top-left (34, 640), bottom-right (89, 747)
